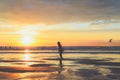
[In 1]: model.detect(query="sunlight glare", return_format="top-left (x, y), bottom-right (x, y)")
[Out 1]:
top-left (21, 36), bottom-right (34, 46)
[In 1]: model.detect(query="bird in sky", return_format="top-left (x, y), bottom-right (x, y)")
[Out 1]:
top-left (109, 39), bottom-right (112, 43)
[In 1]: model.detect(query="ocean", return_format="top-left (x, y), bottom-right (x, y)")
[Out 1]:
top-left (0, 46), bottom-right (120, 80)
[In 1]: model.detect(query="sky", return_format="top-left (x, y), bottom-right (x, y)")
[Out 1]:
top-left (0, 0), bottom-right (120, 46)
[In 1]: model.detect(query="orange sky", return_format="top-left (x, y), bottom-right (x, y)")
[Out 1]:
top-left (0, 0), bottom-right (120, 46)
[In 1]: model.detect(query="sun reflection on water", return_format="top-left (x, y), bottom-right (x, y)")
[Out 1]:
top-left (24, 54), bottom-right (30, 61)
top-left (22, 50), bottom-right (33, 65)
top-left (23, 50), bottom-right (31, 61)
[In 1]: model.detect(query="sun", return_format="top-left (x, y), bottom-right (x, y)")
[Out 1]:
top-left (21, 36), bottom-right (34, 46)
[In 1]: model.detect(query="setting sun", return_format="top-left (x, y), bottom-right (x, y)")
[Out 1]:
top-left (21, 36), bottom-right (34, 46)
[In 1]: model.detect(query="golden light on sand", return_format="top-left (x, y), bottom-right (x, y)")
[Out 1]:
top-left (21, 36), bottom-right (34, 46)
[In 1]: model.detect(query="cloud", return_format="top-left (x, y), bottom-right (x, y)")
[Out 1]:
top-left (0, 0), bottom-right (120, 24)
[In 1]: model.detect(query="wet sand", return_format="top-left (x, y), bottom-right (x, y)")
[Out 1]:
top-left (0, 52), bottom-right (120, 80)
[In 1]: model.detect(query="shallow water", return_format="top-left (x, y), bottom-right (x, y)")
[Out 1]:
top-left (0, 50), bottom-right (120, 80)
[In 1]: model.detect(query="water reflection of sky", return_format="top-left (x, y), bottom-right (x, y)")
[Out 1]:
top-left (0, 50), bottom-right (120, 80)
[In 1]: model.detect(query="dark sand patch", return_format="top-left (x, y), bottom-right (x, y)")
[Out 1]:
top-left (108, 68), bottom-right (120, 74)
top-left (0, 66), bottom-right (59, 73)
top-left (44, 57), bottom-right (90, 60)
top-left (75, 59), bottom-right (120, 66)
top-left (12, 62), bottom-right (27, 65)
top-left (43, 58), bottom-right (109, 61)
top-left (44, 58), bottom-right (119, 66)
top-left (107, 68), bottom-right (120, 80)
top-left (44, 58), bottom-right (120, 67)
top-left (107, 74), bottom-right (120, 80)
top-left (75, 69), bottom-right (112, 80)
top-left (30, 63), bottom-right (78, 67)
top-left (30, 64), bottom-right (55, 67)
top-left (76, 69), bottom-right (101, 77)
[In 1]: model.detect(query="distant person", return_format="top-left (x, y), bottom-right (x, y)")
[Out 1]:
top-left (57, 41), bottom-right (64, 68)
top-left (57, 41), bottom-right (64, 59)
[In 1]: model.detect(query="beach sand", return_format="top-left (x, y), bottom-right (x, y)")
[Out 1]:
top-left (0, 52), bottom-right (120, 80)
